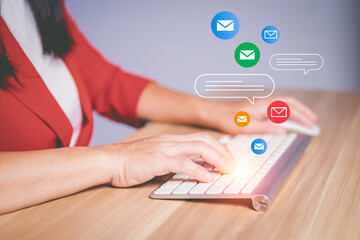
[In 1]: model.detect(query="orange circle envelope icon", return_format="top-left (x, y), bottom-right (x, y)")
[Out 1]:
top-left (234, 111), bottom-right (250, 127)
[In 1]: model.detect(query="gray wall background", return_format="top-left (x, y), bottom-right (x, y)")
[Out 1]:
top-left (66, 0), bottom-right (360, 146)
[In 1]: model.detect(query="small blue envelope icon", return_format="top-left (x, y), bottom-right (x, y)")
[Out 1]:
top-left (251, 138), bottom-right (267, 154)
top-left (264, 30), bottom-right (278, 39)
top-left (262, 26), bottom-right (279, 44)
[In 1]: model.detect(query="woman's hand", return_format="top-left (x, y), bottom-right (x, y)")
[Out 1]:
top-left (200, 96), bottom-right (318, 135)
top-left (0, 133), bottom-right (234, 213)
top-left (105, 132), bottom-right (236, 187)
top-left (137, 84), bottom-right (317, 135)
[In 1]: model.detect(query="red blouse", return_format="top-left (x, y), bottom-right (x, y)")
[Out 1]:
top-left (0, 8), bottom-right (153, 151)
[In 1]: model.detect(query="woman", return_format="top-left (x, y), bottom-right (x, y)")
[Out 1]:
top-left (0, 0), bottom-right (317, 214)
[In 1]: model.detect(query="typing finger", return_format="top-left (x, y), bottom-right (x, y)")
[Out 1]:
top-left (174, 140), bottom-right (234, 174)
top-left (166, 158), bottom-right (214, 183)
top-left (282, 97), bottom-right (318, 126)
top-left (179, 132), bottom-right (235, 163)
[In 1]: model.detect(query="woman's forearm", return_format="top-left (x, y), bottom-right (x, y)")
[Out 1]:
top-left (137, 83), bottom-right (212, 127)
top-left (0, 146), bottom-right (112, 214)
top-left (137, 84), bottom-right (318, 135)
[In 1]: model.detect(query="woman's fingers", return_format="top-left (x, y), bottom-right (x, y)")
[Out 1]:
top-left (281, 97), bottom-right (318, 127)
top-left (289, 108), bottom-right (315, 128)
top-left (154, 134), bottom-right (236, 182)
top-left (286, 97), bottom-right (317, 121)
top-left (166, 158), bottom-right (214, 183)
top-left (177, 132), bottom-right (235, 163)
top-left (152, 133), bottom-right (235, 175)
top-left (249, 97), bottom-right (317, 128)
top-left (177, 140), bottom-right (234, 173)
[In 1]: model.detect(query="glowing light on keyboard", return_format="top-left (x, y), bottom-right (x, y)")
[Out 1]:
top-left (233, 164), bottom-right (254, 179)
top-left (151, 133), bottom-right (303, 213)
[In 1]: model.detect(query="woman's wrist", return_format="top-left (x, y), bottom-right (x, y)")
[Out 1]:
top-left (89, 145), bottom-right (116, 185)
top-left (95, 143), bottom-right (131, 187)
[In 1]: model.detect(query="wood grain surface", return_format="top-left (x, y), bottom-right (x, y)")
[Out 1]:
top-left (0, 90), bottom-right (359, 240)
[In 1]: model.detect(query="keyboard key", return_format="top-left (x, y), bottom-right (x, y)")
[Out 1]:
top-left (224, 185), bottom-right (243, 194)
top-left (154, 188), bottom-right (174, 195)
top-left (225, 177), bottom-right (248, 194)
top-left (209, 173), bottom-right (221, 183)
top-left (172, 181), bottom-right (197, 195)
top-left (214, 174), bottom-right (235, 186)
top-left (227, 135), bottom-right (247, 151)
top-left (189, 183), bottom-right (213, 194)
top-left (241, 187), bottom-right (253, 194)
top-left (242, 175), bottom-right (263, 194)
top-left (206, 184), bottom-right (227, 194)
top-left (231, 177), bottom-right (248, 185)
top-left (241, 180), bottom-right (258, 193)
top-left (160, 180), bottom-right (183, 189)
top-left (219, 174), bottom-right (236, 181)
top-left (172, 173), bottom-right (189, 180)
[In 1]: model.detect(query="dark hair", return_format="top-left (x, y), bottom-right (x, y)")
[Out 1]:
top-left (0, 0), bottom-right (73, 89)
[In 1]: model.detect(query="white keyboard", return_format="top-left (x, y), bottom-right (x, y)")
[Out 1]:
top-left (150, 133), bottom-right (312, 212)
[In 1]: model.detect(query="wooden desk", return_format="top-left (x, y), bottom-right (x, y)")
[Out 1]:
top-left (0, 90), bottom-right (359, 240)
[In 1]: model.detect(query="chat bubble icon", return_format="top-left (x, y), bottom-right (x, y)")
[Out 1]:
top-left (194, 74), bottom-right (275, 104)
top-left (269, 53), bottom-right (324, 75)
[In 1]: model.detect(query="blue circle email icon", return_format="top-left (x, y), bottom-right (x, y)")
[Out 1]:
top-left (251, 138), bottom-right (267, 155)
top-left (211, 11), bottom-right (239, 40)
top-left (262, 25), bottom-right (279, 44)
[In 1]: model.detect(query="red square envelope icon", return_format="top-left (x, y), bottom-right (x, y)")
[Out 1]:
top-left (271, 107), bottom-right (287, 118)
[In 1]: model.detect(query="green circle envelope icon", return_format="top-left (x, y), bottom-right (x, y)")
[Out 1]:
top-left (234, 42), bottom-right (260, 68)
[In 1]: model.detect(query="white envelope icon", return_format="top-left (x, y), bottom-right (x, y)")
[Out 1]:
top-left (217, 20), bottom-right (234, 31)
top-left (264, 30), bottom-right (278, 39)
top-left (271, 107), bottom-right (287, 117)
top-left (254, 143), bottom-right (264, 150)
top-left (239, 50), bottom-right (255, 60)
top-left (237, 116), bottom-right (247, 122)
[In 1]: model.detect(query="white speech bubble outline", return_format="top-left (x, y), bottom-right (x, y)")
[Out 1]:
top-left (269, 53), bottom-right (324, 75)
top-left (194, 73), bottom-right (275, 104)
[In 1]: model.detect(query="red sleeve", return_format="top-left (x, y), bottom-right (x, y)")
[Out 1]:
top-left (63, 7), bottom-right (154, 127)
